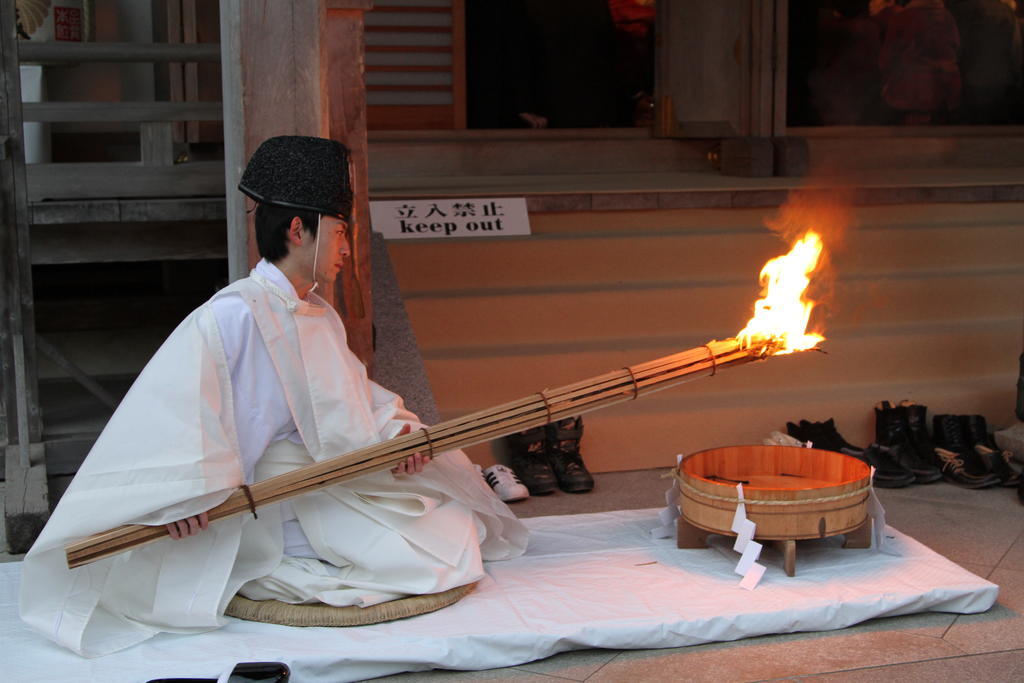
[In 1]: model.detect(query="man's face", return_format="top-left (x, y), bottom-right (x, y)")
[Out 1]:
top-left (314, 215), bottom-right (351, 285)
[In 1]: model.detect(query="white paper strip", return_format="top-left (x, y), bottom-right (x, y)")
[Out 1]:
top-left (732, 518), bottom-right (756, 553)
top-left (735, 540), bottom-right (763, 576)
top-left (867, 487), bottom-right (895, 555)
top-left (649, 454), bottom-right (684, 539)
top-left (738, 562), bottom-right (767, 590)
top-left (729, 482), bottom-right (767, 589)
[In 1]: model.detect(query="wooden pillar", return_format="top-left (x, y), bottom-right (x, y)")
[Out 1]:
top-left (326, 1), bottom-right (374, 371)
top-left (1, 1), bottom-right (49, 553)
top-left (221, 0), bottom-right (374, 369)
top-left (655, 0), bottom-right (791, 174)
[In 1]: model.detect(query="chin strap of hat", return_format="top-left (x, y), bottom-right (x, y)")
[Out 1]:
top-left (309, 213), bottom-right (322, 294)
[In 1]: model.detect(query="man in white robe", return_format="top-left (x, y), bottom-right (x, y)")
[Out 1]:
top-left (19, 136), bottom-right (528, 657)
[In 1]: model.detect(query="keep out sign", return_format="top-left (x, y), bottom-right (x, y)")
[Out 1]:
top-left (370, 198), bottom-right (531, 240)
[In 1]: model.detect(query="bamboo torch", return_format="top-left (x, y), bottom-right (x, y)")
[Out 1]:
top-left (65, 230), bottom-right (828, 569)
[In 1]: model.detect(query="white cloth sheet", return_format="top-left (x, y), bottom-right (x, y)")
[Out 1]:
top-left (3, 509), bottom-right (997, 682)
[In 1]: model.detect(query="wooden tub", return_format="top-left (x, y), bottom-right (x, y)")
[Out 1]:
top-left (676, 445), bottom-right (873, 575)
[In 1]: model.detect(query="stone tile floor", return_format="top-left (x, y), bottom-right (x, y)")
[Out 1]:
top-left (3, 470), bottom-right (1022, 681)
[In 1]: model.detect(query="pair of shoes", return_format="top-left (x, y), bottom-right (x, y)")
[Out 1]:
top-left (932, 414), bottom-right (1001, 488)
top-left (875, 402), bottom-right (943, 484)
top-left (786, 418), bottom-right (864, 456)
top-left (787, 418), bottom-right (914, 487)
top-left (505, 417), bottom-right (595, 494)
top-left (951, 414), bottom-right (1021, 488)
top-left (476, 464), bottom-right (530, 502)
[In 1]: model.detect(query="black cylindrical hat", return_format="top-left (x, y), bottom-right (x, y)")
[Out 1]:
top-left (238, 135), bottom-right (353, 219)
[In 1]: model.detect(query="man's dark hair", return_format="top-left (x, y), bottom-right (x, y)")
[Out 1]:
top-left (254, 203), bottom-right (319, 262)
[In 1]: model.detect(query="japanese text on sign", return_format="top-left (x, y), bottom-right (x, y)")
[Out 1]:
top-left (370, 198), bottom-right (531, 240)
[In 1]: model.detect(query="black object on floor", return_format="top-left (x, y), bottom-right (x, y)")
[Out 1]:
top-left (546, 416), bottom-right (594, 493)
top-left (932, 414), bottom-right (1000, 488)
top-left (902, 401), bottom-right (942, 472)
top-left (506, 425), bottom-right (558, 495)
top-left (788, 418), bottom-right (863, 456)
top-left (147, 661), bottom-right (290, 683)
top-left (874, 402), bottom-right (942, 484)
top-left (857, 444), bottom-right (917, 488)
top-left (807, 418), bottom-right (865, 455)
top-left (786, 417), bottom-right (915, 487)
top-left (961, 414), bottom-right (1023, 487)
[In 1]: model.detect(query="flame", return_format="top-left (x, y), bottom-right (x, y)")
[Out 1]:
top-left (737, 230), bottom-right (825, 354)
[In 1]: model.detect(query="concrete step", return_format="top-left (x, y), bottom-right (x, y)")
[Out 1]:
top-left (802, 130), bottom-right (1024, 171)
top-left (519, 201), bottom-right (1024, 237)
top-left (424, 320), bottom-right (1019, 416)
top-left (391, 221), bottom-right (1023, 296)
top-left (404, 271), bottom-right (1024, 353)
top-left (389, 199), bottom-right (1024, 472)
top-left (435, 318), bottom-right (1020, 470)
top-left (368, 131), bottom-right (714, 179)
top-left (370, 168), bottom-right (1024, 207)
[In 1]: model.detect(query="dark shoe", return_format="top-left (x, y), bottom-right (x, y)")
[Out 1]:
top-left (545, 416), bottom-right (594, 493)
top-left (960, 415), bottom-right (999, 451)
top-left (875, 402), bottom-right (942, 484)
top-left (506, 426), bottom-right (557, 495)
top-left (933, 414), bottom-right (1000, 488)
top-left (959, 414), bottom-right (1021, 486)
top-left (874, 400), bottom-right (903, 446)
top-left (147, 662), bottom-right (290, 683)
top-left (975, 445), bottom-right (1023, 487)
top-left (856, 444), bottom-right (916, 488)
top-left (793, 419), bottom-right (861, 455)
top-left (813, 418), bottom-right (865, 456)
top-left (786, 421), bottom-right (806, 441)
top-left (901, 401), bottom-right (939, 465)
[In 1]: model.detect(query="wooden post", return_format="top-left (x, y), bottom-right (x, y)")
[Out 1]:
top-left (1, 1), bottom-right (49, 553)
top-left (842, 518), bottom-right (873, 550)
top-left (221, 0), bottom-right (374, 369)
top-left (326, 0), bottom-right (374, 371)
top-left (654, 0), bottom-right (789, 159)
top-left (676, 516), bottom-right (710, 549)
top-left (140, 122), bottom-right (175, 166)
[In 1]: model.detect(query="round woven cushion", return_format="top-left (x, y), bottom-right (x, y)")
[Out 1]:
top-left (224, 582), bottom-right (477, 627)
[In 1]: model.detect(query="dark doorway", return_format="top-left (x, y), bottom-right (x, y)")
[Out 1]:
top-left (465, 0), bottom-right (656, 129)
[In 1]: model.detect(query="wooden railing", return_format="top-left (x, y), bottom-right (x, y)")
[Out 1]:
top-left (18, 41), bottom-right (224, 202)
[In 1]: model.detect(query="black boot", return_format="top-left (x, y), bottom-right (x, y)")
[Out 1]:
top-left (875, 402), bottom-right (942, 484)
top-left (505, 426), bottom-right (557, 495)
top-left (901, 401), bottom-right (937, 464)
top-left (962, 415), bottom-right (1022, 487)
top-left (932, 414), bottom-right (999, 488)
top-left (814, 418), bottom-right (865, 456)
top-left (545, 416), bottom-right (594, 493)
top-left (858, 444), bottom-right (917, 488)
top-left (786, 421), bottom-right (806, 442)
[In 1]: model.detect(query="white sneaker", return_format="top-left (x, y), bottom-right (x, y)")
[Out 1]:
top-left (481, 464), bottom-right (530, 502)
